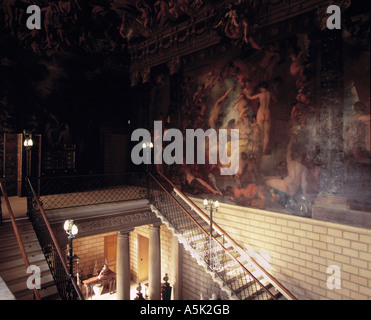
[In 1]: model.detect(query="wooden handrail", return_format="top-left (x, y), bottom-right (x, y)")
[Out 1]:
top-left (26, 178), bottom-right (84, 300)
top-left (0, 179), bottom-right (41, 300)
top-left (156, 172), bottom-right (297, 300)
top-left (148, 172), bottom-right (277, 300)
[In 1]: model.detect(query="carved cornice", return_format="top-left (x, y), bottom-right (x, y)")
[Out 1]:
top-left (77, 211), bottom-right (159, 235)
top-left (128, 0), bottom-right (330, 82)
top-left (52, 206), bottom-right (161, 244)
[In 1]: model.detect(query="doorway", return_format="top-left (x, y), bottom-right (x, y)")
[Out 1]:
top-left (104, 234), bottom-right (117, 272)
top-left (137, 235), bottom-right (149, 283)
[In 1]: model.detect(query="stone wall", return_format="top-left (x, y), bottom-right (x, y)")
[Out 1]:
top-left (181, 247), bottom-right (230, 300)
top-left (72, 203), bottom-right (371, 300)
top-left (191, 198), bottom-right (371, 300)
top-left (73, 232), bottom-right (116, 277)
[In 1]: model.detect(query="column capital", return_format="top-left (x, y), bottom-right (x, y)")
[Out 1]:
top-left (150, 223), bottom-right (162, 229)
top-left (117, 228), bottom-right (134, 236)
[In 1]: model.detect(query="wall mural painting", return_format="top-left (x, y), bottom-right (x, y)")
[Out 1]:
top-left (176, 34), bottom-right (318, 217)
top-left (342, 11), bottom-right (371, 210)
top-left (174, 21), bottom-right (370, 217)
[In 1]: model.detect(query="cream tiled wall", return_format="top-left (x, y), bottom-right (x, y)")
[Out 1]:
top-left (73, 202), bottom-right (371, 300)
top-left (73, 232), bottom-right (116, 277)
top-left (192, 198), bottom-right (371, 300)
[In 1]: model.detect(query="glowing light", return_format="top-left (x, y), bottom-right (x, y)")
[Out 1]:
top-left (64, 220), bottom-right (71, 232)
top-left (24, 138), bottom-right (33, 147)
top-left (71, 224), bottom-right (78, 236)
top-left (64, 219), bottom-right (78, 236)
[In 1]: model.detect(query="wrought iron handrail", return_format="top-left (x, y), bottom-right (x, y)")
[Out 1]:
top-left (157, 172), bottom-right (297, 300)
top-left (26, 178), bottom-right (84, 300)
top-left (147, 171), bottom-right (277, 300)
top-left (23, 169), bottom-right (295, 300)
top-left (0, 179), bottom-right (41, 300)
top-left (36, 172), bottom-right (147, 211)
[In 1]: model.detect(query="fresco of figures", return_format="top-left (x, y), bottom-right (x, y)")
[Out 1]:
top-left (175, 26), bottom-right (370, 216)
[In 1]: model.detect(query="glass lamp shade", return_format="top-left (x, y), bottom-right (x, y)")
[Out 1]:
top-left (71, 224), bottom-right (78, 236)
top-left (24, 138), bottom-right (33, 147)
top-left (64, 220), bottom-right (71, 232)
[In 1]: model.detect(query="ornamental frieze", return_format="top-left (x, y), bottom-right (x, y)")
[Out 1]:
top-left (52, 209), bottom-right (161, 243)
top-left (77, 211), bottom-right (159, 234)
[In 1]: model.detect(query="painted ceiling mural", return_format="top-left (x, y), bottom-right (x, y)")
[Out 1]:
top-left (1, 0), bottom-right (234, 55)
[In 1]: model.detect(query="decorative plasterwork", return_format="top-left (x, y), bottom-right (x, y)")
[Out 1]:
top-left (128, 0), bottom-right (330, 82)
top-left (77, 211), bottom-right (158, 234)
top-left (51, 206), bottom-right (161, 244)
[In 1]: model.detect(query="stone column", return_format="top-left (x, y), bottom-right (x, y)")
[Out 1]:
top-left (149, 224), bottom-right (161, 300)
top-left (116, 229), bottom-right (133, 300)
top-left (171, 235), bottom-right (182, 300)
top-left (313, 27), bottom-right (350, 220)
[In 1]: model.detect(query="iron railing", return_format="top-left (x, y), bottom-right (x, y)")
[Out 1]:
top-left (0, 179), bottom-right (41, 300)
top-left (159, 172), bottom-right (297, 300)
top-left (25, 172), bottom-right (147, 300)
top-left (24, 170), bottom-right (295, 300)
top-left (26, 178), bottom-right (84, 300)
top-left (35, 172), bottom-right (148, 211)
top-left (147, 171), bottom-right (278, 300)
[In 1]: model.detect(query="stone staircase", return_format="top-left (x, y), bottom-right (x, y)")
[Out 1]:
top-left (148, 172), bottom-right (294, 300)
top-left (0, 219), bottom-right (59, 300)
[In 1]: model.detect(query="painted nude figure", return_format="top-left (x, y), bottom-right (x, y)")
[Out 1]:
top-left (245, 81), bottom-right (271, 154)
top-left (265, 136), bottom-right (309, 201)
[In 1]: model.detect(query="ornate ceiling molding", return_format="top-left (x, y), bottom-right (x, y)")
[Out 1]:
top-left (128, 0), bottom-right (331, 83)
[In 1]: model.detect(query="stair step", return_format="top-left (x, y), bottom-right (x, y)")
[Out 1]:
top-left (230, 272), bottom-right (264, 293)
top-left (6, 268), bottom-right (53, 287)
top-left (150, 177), bottom-right (294, 301)
top-left (7, 272), bottom-right (54, 296)
top-left (0, 253), bottom-right (46, 272)
top-left (213, 235), bottom-right (233, 247)
top-left (12, 279), bottom-right (58, 300)
top-left (0, 241), bottom-right (43, 261)
top-left (1, 261), bottom-right (50, 282)
top-left (213, 247), bottom-right (240, 260)
top-left (184, 232), bottom-right (206, 242)
top-left (16, 283), bottom-right (59, 300)
top-left (0, 219), bottom-right (58, 300)
top-left (247, 282), bottom-right (282, 300)
top-left (0, 234), bottom-right (40, 253)
top-left (225, 272), bottom-right (249, 286)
